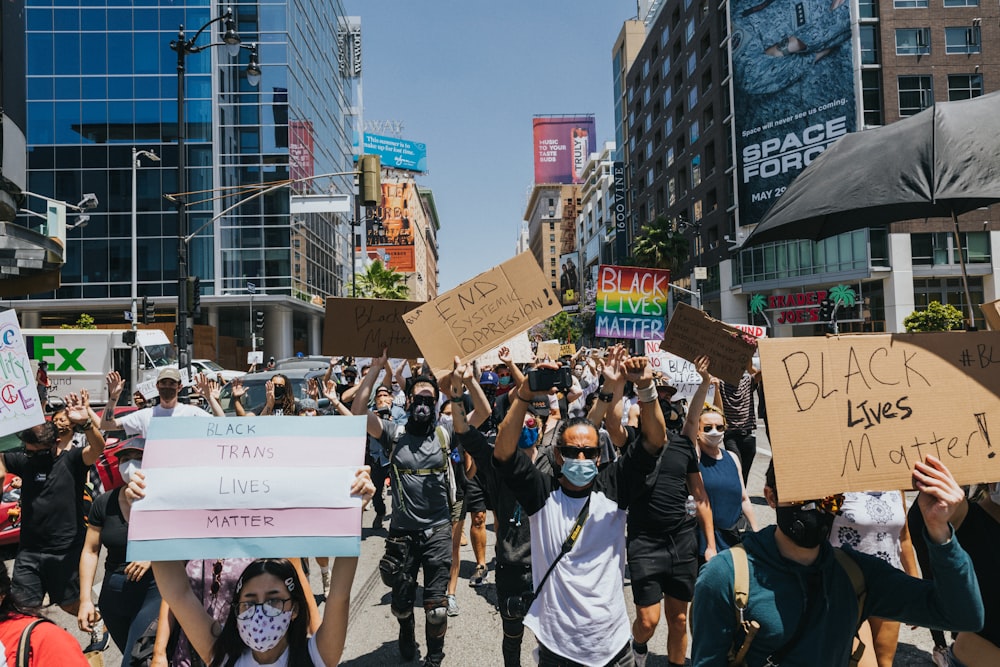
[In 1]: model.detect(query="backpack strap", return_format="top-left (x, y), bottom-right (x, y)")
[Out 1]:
top-left (833, 548), bottom-right (868, 667)
top-left (17, 618), bottom-right (49, 667)
top-left (727, 545), bottom-right (760, 666)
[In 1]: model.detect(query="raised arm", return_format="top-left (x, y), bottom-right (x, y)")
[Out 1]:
top-left (99, 371), bottom-right (126, 431)
top-left (494, 369), bottom-right (535, 464)
top-left (598, 345), bottom-right (628, 448)
top-left (194, 373), bottom-right (225, 416)
top-left (681, 355), bottom-right (712, 446)
top-left (351, 347), bottom-right (388, 438)
top-left (67, 392), bottom-right (106, 466)
top-left (624, 355), bottom-right (666, 455)
top-left (498, 346), bottom-right (526, 389)
top-left (230, 378), bottom-right (248, 417)
top-left (461, 359), bottom-right (490, 429)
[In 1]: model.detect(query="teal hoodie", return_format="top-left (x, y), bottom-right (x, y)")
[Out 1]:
top-left (691, 525), bottom-right (983, 666)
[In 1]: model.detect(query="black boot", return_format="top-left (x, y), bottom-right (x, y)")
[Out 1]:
top-left (423, 619), bottom-right (446, 667)
top-left (398, 615), bottom-right (417, 661)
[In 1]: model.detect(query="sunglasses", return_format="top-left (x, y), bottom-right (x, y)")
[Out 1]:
top-left (558, 445), bottom-right (600, 460)
top-left (702, 424), bottom-right (724, 433)
top-left (795, 494), bottom-right (846, 516)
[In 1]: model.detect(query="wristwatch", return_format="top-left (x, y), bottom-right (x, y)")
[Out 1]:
top-left (597, 391), bottom-right (614, 403)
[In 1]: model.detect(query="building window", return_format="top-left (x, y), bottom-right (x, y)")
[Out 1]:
top-left (945, 26), bottom-right (981, 54)
top-left (550, 246), bottom-right (556, 254)
top-left (666, 147), bottom-right (675, 167)
top-left (862, 70), bottom-right (883, 126)
top-left (911, 231), bottom-right (990, 265)
top-left (690, 119), bottom-right (700, 143)
top-left (948, 74), bottom-right (983, 100)
top-left (898, 75), bottom-right (933, 116)
top-left (691, 156), bottom-right (702, 188)
top-left (646, 168), bottom-right (655, 186)
top-left (642, 58), bottom-right (650, 77)
top-left (895, 28), bottom-right (930, 55)
top-left (661, 55), bottom-right (672, 77)
top-left (549, 234), bottom-right (555, 242)
top-left (686, 52), bottom-right (697, 76)
top-left (913, 277), bottom-right (985, 328)
top-left (858, 0), bottom-right (879, 18)
top-left (550, 257), bottom-right (556, 266)
top-left (943, 0), bottom-right (977, 6)
top-left (686, 18), bottom-right (695, 43)
top-left (665, 117), bottom-right (674, 136)
top-left (687, 85), bottom-right (698, 111)
top-left (860, 25), bottom-right (880, 64)
top-left (894, 0), bottom-right (927, 6)
top-left (549, 221), bottom-right (555, 231)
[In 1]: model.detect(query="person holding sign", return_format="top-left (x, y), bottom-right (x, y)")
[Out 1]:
top-left (101, 369), bottom-right (217, 437)
top-left (130, 468), bottom-right (375, 667)
top-left (492, 354), bottom-right (667, 667)
top-left (690, 455), bottom-right (984, 666)
top-left (352, 348), bottom-right (490, 667)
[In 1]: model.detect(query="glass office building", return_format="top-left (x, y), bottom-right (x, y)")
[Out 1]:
top-left (21, 0), bottom-right (355, 362)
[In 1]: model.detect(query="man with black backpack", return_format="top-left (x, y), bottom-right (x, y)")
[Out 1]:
top-left (690, 455), bottom-right (984, 666)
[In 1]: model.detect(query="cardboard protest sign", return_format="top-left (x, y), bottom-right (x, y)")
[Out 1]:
top-left (758, 332), bottom-right (1000, 502)
top-left (660, 303), bottom-right (757, 385)
top-left (403, 252), bottom-right (561, 376)
top-left (0, 311), bottom-right (45, 435)
top-left (981, 299), bottom-right (1000, 332)
top-left (644, 340), bottom-right (710, 403)
top-left (127, 416), bottom-right (366, 561)
top-left (323, 297), bottom-right (423, 358)
top-left (595, 265), bottom-right (670, 340)
top-left (560, 343), bottom-right (577, 357)
top-left (535, 340), bottom-right (561, 361)
top-left (476, 332), bottom-right (534, 367)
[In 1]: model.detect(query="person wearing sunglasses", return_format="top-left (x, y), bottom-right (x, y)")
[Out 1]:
top-left (132, 467), bottom-right (374, 667)
top-left (684, 356), bottom-right (758, 565)
top-left (691, 454), bottom-right (984, 666)
top-left (493, 350), bottom-right (667, 667)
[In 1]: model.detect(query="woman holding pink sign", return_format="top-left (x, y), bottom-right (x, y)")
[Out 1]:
top-left (129, 467), bottom-right (375, 667)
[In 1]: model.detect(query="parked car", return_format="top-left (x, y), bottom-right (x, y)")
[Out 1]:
top-left (217, 367), bottom-right (330, 415)
top-left (189, 359), bottom-right (246, 383)
top-left (273, 355), bottom-right (331, 371)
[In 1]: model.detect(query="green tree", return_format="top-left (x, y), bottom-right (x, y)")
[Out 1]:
top-left (539, 311), bottom-right (582, 344)
top-left (903, 301), bottom-right (965, 332)
top-left (349, 260), bottom-right (410, 300)
top-left (61, 313), bottom-right (96, 329)
top-left (632, 216), bottom-right (690, 274)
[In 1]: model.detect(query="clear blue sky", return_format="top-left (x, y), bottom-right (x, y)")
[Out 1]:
top-left (344, 1), bottom-right (639, 291)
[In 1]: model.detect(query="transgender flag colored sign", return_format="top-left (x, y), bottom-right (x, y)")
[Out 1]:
top-left (595, 265), bottom-right (670, 340)
top-left (127, 416), bottom-right (366, 562)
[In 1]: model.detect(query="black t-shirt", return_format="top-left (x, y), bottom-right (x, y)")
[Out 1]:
top-left (4, 447), bottom-right (87, 552)
top-left (88, 488), bottom-right (129, 575)
top-left (626, 432), bottom-right (700, 535)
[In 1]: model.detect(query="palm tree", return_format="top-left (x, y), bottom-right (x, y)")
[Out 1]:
top-left (829, 284), bottom-right (857, 308)
top-left (350, 260), bottom-right (411, 299)
top-left (748, 293), bottom-right (772, 328)
top-left (631, 216), bottom-right (690, 274)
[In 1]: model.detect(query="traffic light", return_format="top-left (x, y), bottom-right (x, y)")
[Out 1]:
top-left (819, 298), bottom-right (834, 322)
top-left (142, 296), bottom-right (155, 324)
top-left (358, 154), bottom-right (381, 207)
top-left (255, 311), bottom-right (265, 331)
top-left (187, 276), bottom-right (201, 316)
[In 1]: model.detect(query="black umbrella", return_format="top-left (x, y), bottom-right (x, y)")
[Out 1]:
top-left (743, 91), bottom-right (1000, 325)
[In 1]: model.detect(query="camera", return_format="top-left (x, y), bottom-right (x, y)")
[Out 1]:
top-left (527, 366), bottom-right (573, 392)
top-left (499, 593), bottom-right (535, 620)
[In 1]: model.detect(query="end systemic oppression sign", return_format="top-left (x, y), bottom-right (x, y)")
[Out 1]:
top-left (758, 332), bottom-right (1000, 502)
top-left (595, 265), bottom-right (670, 340)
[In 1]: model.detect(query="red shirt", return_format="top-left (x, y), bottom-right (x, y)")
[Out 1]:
top-left (0, 616), bottom-right (89, 666)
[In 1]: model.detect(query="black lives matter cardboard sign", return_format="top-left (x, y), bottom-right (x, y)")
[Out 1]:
top-left (403, 252), bottom-right (561, 377)
top-left (660, 302), bottom-right (757, 385)
top-left (758, 332), bottom-right (1000, 502)
top-left (323, 298), bottom-right (424, 358)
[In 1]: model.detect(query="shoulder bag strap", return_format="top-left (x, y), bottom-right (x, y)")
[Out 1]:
top-left (728, 545), bottom-right (760, 666)
top-left (16, 619), bottom-right (48, 667)
top-left (832, 548), bottom-right (868, 667)
top-left (531, 495), bottom-right (591, 600)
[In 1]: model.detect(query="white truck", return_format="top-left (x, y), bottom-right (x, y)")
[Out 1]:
top-left (24, 329), bottom-right (176, 406)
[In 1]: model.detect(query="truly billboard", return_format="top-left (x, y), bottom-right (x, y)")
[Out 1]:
top-left (559, 251), bottom-right (580, 309)
top-left (730, 0), bottom-right (856, 225)
top-left (532, 116), bottom-right (596, 184)
top-left (355, 133), bottom-right (428, 172)
top-left (595, 264), bottom-right (670, 340)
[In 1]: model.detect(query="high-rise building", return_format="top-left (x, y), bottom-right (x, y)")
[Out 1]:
top-left (19, 1), bottom-right (358, 365)
top-left (621, 0), bottom-right (999, 334)
top-left (524, 184), bottom-right (581, 308)
top-left (575, 141), bottom-right (618, 296)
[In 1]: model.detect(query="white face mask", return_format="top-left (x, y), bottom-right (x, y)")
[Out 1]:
top-left (702, 430), bottom-right (725, 447)
top-left (236, 606), bottom-right (292, 653)
top-left (119, 459), bottom-right (141, 485)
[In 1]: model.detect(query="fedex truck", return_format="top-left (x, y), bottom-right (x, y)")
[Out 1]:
top-left (24, 329), bottom-right (176, 406)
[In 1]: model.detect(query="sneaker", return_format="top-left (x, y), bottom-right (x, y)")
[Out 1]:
top-left (446, 594), bottom-right (459, 617)
top-left (320, 569), bottom-right (331, 597)
top-left (469, 563), bottom-right (488, 587)
top-left (932, 646), bottom-right (949, 667)
top-left (373, 513), bottom-right (385, 530)
top-left (398, 618), bottom-right (417, 661)
top-left (84, 627), bottom-right (110, 653)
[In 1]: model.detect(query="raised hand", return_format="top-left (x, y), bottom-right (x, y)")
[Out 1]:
top-left (624, 356), bottom-right (653, 385)
top-left (350, 465), bottom-right (376, 509)
top-left (914, 455), bottom-right (966, 544)
top-left (306, 377), bottom-right (320, 400)
top-left (106, 371), bottom-right (125, 399)
top-left (498, 346), bottom-right (512, 365)
top-left (264, 380), bottom-right (275, 406)
top-left (231, 377), bottom-right (246, 399)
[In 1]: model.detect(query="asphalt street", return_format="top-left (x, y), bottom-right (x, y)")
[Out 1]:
top-left (16, 426), bottom-right (942, 666)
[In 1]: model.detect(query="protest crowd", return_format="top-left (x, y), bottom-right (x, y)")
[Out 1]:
top-left (0, 327), bottom-right (995, 667)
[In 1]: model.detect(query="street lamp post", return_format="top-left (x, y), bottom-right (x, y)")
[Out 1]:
top-left (131, 148), bottom-right (160, 334)
top-left (169, 7), bottom-right (247, 374)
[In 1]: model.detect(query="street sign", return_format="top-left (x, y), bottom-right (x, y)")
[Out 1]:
top-left (247, 282), bottom-right (256, 294)
top-left (124, 311), bottom-right (133, 322)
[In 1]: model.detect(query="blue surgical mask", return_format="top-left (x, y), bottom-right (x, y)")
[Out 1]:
top-left (518, 426), bottom-right (539, 449)
top-left (561, 459), bottom-right (598, 487)
top-left (498, 376), bottom-right (511, 386)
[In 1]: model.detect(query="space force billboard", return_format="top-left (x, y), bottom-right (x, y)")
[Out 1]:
top-left (533, 116), bottom-right (596, 184)
top-left (730, 0), bottom-right (857, 225)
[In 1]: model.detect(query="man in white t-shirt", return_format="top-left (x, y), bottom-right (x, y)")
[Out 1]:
top-left (99, 368), bottom-right (213, 437)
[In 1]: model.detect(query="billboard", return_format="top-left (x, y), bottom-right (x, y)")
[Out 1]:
top-left (559, 251), bottom-right (580, 309)
top-left (730, 0), bottom-right (856, 225)
top-left (595, 264), bottom-right (670, 340)
top-left (289, 120), bottom-right (314, 185)
top-left (359, 181), bottom-right (419, 273)
top-left (532, 116), bottom-right (596, 184)
top-left (355, 132), bottom-right (427, 172)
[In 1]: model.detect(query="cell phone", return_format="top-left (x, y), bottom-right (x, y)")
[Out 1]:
top-left (527, 367), bottom-right (573, 392)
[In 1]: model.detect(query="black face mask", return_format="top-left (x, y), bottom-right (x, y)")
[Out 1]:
top-left (775, 504), bottom-right (836, 548)
top-left (158, 386), bottom-right (178, 402)
top-left (273, 385), bottom-right (286, 400)
top-left (405, 395), bottom-right (437, 435)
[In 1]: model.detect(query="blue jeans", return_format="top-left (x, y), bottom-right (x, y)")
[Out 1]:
top-left (99, 571), bottom-right (162, 667)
